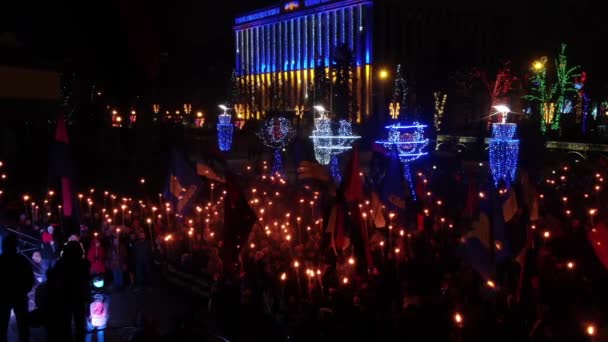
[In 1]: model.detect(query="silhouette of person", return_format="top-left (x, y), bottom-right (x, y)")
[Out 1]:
top-left (46, 240), bottom-right (90, 342)
top-left (0, 234), bottom-right (34, 342)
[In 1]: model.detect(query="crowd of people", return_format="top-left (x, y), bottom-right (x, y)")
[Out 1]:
top-left (1, 153), bottom-right (608, 341)
top-left (0, 213), bottom-right (156, 341)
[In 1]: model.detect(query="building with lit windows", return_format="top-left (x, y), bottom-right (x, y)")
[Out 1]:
top-left (234, 0), bottom-right (373, 122)
top-left (234, 0), bottom-right (509, 122)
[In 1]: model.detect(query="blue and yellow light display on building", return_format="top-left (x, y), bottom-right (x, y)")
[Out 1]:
top-left (234, 0), bottom-right (373, 121)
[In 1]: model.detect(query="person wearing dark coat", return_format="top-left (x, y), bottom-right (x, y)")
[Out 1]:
top-left (0, 234), bottom-right (35, 342)
top-left (45, 240), bottom-right (90, 342)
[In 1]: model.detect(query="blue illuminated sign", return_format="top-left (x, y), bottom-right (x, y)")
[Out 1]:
top-left (235, 7), bottom-right (280, 25)
top-left (304, 0), bottom-right (334, 7)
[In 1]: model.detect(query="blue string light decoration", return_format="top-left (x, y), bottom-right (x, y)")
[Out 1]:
top-left (272, 149), bottom-right (283, 175)
top-left (329, 155), bottom-right (341, 184)
top-left (376, 122), bottom-right (429, 200)
top-left (257, 116), bottom-right (296, 175)
top-left (310, 116), bottom-right (360, 165)
top-left (489, 123), bottom-right (519, 188)
top-left (217, 112), bottom-right (234, 151)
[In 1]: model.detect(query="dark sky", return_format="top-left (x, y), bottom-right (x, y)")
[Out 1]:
top-left (2, 0), bottom-right (607, 104)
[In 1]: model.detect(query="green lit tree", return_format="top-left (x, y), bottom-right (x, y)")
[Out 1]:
top-left (524, 43), bottom-right (580, 133)
top-left (554, 43), bottom-right (581, 130)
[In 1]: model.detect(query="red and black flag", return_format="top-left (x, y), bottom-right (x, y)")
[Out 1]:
top-left (221, 172), bottom-right (257, 274)
top-left (341, 147), bottom-right (373, 274)
top-left (49, 114), bottom-right (78, 234)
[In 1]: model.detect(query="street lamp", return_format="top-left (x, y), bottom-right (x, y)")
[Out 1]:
top-left (493, 105), bottom-right (511, 124)
top-left (218, 104), bottom-right (229, 115)
top-left (313, 105), bottom-right (326, 117)
top-left (378, 69), bottom-right (389, 80)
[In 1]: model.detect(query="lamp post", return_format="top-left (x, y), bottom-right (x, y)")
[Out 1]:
top-left (377, 68), bottom-right (390, 122)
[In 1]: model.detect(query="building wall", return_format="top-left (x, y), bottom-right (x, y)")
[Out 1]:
top-left (0, 66), bottom-right (60, 101)
top-left (233, 0), bottom-right (373, 122)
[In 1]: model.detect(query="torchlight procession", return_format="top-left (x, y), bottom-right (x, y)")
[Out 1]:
top-left (1, 1), bottom-right (608, 341)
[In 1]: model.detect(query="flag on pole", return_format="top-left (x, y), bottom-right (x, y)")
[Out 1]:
top-left (502, 187), bottom-right (519, 222)
top-left (380, 154), bottom-right (406, 214)
top-left (342, 146), bottom-right (363, 203)
top-left (370, 192), bottom-right (386, 228)
top-left (49, 114), bottom-right (78, 232)
top-left (463, 189), bottom-right (510, 277)
top-left (340, 146), bottom-right (373, 273)
top-left (222, 172), bottom-right (257, 274)
top-left (164, 149), bottom-right (203, 216)
top-left (589, 222), bottom-right (608, 271)
top-left (326, 202), bottom-right (346, 252)
top-left (196, 162), bottom-right (225, 183)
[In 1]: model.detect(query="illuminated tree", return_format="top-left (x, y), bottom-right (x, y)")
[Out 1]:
top-left (433, 91), bottom-right (447, 132)
top-left (525, 44), bottom-right (580, 133)
top-left (390, 64), bottom-right (408, 120)
top-left (488, 61), bottom-right (516, 125)
top-left (554, 43), bottom-right (581, 130)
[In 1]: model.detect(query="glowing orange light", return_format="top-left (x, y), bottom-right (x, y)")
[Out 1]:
top-left (587, 324), bottom-right (596, 336)
top-left (454, 312), bottom-right (463, 325)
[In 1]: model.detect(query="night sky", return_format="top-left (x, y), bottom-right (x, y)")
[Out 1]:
top-left (2, 0), bottom-right (607, 104)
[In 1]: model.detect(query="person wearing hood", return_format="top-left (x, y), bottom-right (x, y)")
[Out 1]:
top-left (0, 234), bottom-right (35, 342)
top-left (41, 226), bottom-right (59, 282)
top-left (45, 240), bottom-right (90, 341)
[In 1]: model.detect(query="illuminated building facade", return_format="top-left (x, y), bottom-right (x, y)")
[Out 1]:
top-left (234, 0), bottom-right (509, 123)
top-left (234, 0), bottom-right (373, 122)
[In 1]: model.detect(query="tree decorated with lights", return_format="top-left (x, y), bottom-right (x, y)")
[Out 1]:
top-left (389, 64), bottom-right (408, 120)
top-left (230, 69), bottom-right (241, 107)
top-left (257, 116), bottom-right (296, 175)
top-left (554, 43), bottom-right (581, 130)
top-left (433, 91), bottom-right (447, 132)
top-left (487, 61), bottom-right (516, 126)
top-left (525, 44), bottom-right (580, 132)
top-left (574, 72), bottom-right (590, 133)
top-left (376, 123), bottom-right (429, 200)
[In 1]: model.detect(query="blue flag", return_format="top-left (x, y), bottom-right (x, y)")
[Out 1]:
top-left (462, 188), bottom-right (510, 277)
top-left (164, 150), bottom-right (203, 216)
top-left (380, 154), bottom-right (406, 214)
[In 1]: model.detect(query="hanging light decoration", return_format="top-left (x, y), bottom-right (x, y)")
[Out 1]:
top-left (257, 115), bottom-right (295, 175)
top-left (309, 106), bottom-right (361, 164)
top-left (488, 105), bottom-right (519, 188)
top-left (376, 122), bottom-right (429, 200)
top-left (217, 105), bottom-right (234, 152)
